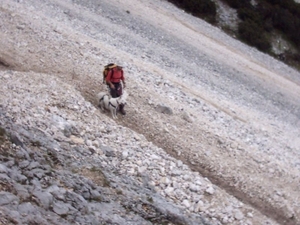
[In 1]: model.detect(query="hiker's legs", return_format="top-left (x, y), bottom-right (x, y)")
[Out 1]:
top-left (116, 84), bottom-right (125, 115)
top-left (109, 83), bottom-right (121, 98)
top-left (109, 83), bottom-right (126, 115)
top-left (119, 103), bottom-right (126, 115)
top-left (110, 88), bottom-right (117, 98)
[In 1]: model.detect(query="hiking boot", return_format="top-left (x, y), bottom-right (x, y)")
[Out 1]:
top-left (119, 104), bottom-right (126, 115)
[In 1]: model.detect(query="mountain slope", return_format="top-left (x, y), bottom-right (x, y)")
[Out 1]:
top-left (0, 0), bottom-right (300, 224)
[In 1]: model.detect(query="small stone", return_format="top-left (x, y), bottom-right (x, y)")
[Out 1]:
top-left (234, 210), bottom-right (244, 220)
top-left (247, 212), bottom-right (253, 218)
top-left (69, 135), bottom-right (84, 144)
top-left (52, 201), bottom-right (70, 215)
top-left (205, 186), bottom-right (215, 195)
top-left (189, 184), bottom-right (200, 192)
top-left (182, 199), bottom-right (191, 208)
top-left (122, 151), bottom-right (129, 159)
top-left (194, 200), bottom-right (204, 212)
top-left (0, 192), bottom-right (19, 205)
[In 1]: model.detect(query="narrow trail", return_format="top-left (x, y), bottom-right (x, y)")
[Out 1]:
top-left (77, 76), bottom-right (295, 225)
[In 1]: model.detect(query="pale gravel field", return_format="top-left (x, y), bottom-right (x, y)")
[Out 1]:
top-left (1, 0), bottom-right (300, 224)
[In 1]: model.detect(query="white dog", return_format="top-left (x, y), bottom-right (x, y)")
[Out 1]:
top-left (108, 94), bottom-right (127, 119)
top-left (109, 90), bottom-right (128, 119)
top-left (97, 91), bottom-right (128, 119)
top-left (97, 92), bottom-right (110, 111)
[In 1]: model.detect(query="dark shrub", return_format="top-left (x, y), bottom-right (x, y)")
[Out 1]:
top-left (257, 2), bottom-right (274, 32)
top-left (167, 0), bottom-right (217, 24)
top-left (272, 7), bottom-right (300, 47)
top-left (238, 6), bottom-right (263, 26)
top-left (220, 0), bottom-right (251, 9)
top-left (238, 20), bottom-right (271, 52)
top-left (167, 0), bottom-right (300, 68)
top-left (272, 7), bottom-right (295, 33)
top-left (264, 0), bottom-right (300, 16)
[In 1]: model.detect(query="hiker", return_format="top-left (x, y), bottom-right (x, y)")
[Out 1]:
top-left (105, 65), bottom-right (126, 115)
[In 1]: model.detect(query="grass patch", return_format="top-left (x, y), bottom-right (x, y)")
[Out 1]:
top-left (0, 126), bottom-right (6, 144)
top-left (79, 167), bottom-right (111, 187)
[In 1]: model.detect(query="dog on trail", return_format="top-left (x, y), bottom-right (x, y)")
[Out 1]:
top-left (97, 92), bottom-right (110, 111)
top-left (97, 91), bottom-right (128, 119)
top-left (108, 94), bottom-right (127, 119)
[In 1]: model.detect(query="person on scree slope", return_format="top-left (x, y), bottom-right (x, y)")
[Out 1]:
top-left (105, 65), bottom-right (126, 115)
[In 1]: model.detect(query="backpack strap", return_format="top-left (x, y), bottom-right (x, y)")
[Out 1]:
top-left (109, 100), bottom-right (119, 108)
top-left (110, 68), bottom-right (114, 80)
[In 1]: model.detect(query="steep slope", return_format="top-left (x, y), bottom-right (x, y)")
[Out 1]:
top-left (0, 0), bottom-right (300, 224)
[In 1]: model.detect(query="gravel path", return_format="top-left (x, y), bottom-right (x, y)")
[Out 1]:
top-left (0, 0), bottom-right (300, 224)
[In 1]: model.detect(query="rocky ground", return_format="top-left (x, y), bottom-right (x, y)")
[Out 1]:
top-left (0, 0), bottom-right (300, 224)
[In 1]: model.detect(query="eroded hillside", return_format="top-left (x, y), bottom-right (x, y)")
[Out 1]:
top-left (1, 0), bottom-right (300, 224)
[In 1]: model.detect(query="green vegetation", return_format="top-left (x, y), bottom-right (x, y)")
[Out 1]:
top-left (0, 126), bottom-right (6, 144)
top-left (167, 0), bottom-right (217, 23)
top-left (165, 0), bottom-right (300, 70)
top-left (147, 196), bottom-right (153, 203)
top-left (31, 140), bottom-right (41, 147)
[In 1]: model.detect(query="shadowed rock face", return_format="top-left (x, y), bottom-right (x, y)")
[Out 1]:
top-left (0, 0), bottom-right (300, 225)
